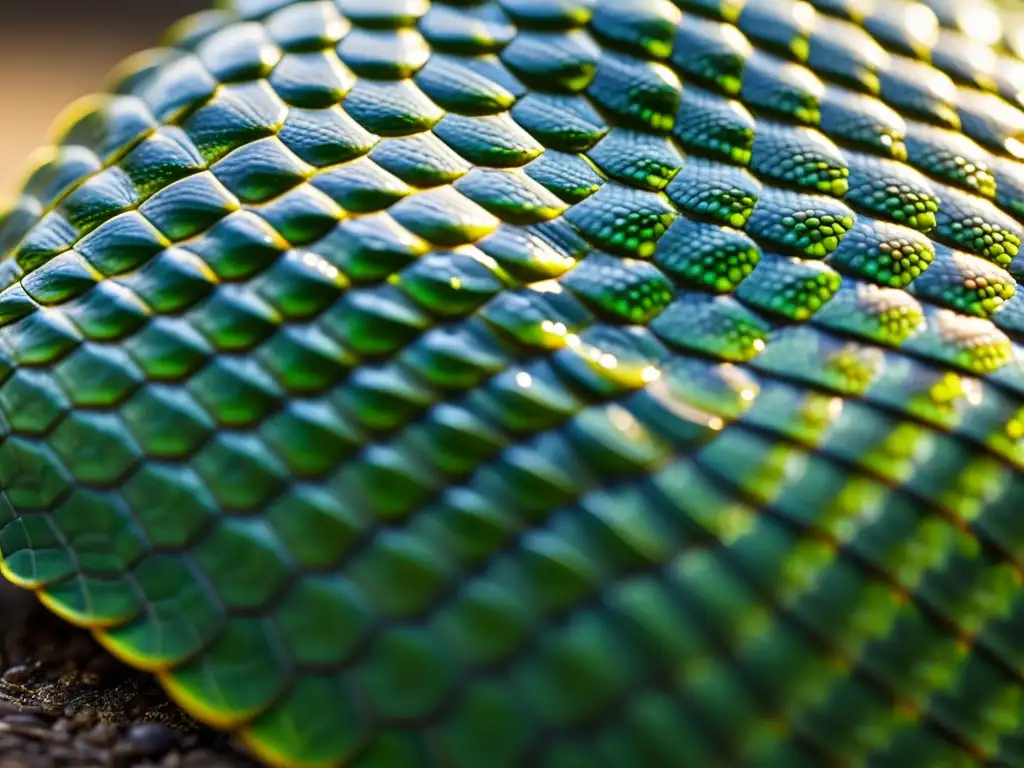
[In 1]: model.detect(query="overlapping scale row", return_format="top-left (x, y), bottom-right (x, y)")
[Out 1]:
top-left (2, 0), bottom-right (1024, 766)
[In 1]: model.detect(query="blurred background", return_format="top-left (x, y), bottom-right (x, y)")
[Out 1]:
top-left (0, 0), bottom-right (203, 193)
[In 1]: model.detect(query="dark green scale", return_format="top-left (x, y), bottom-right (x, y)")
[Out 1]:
top-left (3, 1), bottom-right (1024, 768)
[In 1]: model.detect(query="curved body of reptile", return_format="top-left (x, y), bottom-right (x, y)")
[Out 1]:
top-left (3, 0), bottom-right (1024, 765)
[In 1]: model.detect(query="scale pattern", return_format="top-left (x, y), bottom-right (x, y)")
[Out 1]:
top-left (2, 0), bottom-right (1024, 765)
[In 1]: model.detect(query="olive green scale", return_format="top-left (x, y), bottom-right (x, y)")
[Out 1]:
top-left (2, 0), bottom-right (1024, 766)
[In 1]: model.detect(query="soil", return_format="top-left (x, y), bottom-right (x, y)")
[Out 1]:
top-left (0, 582), bottom-right (258, 768)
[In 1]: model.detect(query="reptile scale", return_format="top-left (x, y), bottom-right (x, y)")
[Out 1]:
top-left (3, 0), bottom-right (1024, 765)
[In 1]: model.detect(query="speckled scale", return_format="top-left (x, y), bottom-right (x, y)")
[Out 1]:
top-left (930, 184), bottom-right (1023, 269)
top-left (524, 150), bottom-right (605, 204)
top-left (586, 129), bottom-right (684, 192)
top-left (824, 216), bottom-right (936, 289)
top-left (908, 245), bottom-right (1017, 319)
top-left (454, 168), bottom-right (567, 225)
top-left (672, 87), bottom-right (756, 166)
top-left (561, 251), bottom-right (675, 324)
top-left (749, 120), bottom-right (849, 196)
top-left (654, 216), bottom-right (761, 293)
top-left (3, 1), bottom-right (1024, 767)
top-left (812, 279), bottom-right (924, 347)
top-left (904, 120), bottom-right (997, 199)
top-left (744, 186), bottom-right (855, 258)
top-left (651, 290), bottom-right (770, 362)
top-left (586, 51), bottom-right (681, 133)
top-left (735, 251), bottom-right (841, 320)
top-left (562, 181), bottom-right (676, 258)
top-left (902, 306), bottom-right (1013, 376)
top-left (665, 155), bottom-right (761, 228)
top-left (746, 324), bottom-right (884, 395)
top-left (843, 151), bottom-right (940, 232)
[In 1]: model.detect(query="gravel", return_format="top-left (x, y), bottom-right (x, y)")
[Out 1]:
top-left (0, 583), bottom-right (258, 768)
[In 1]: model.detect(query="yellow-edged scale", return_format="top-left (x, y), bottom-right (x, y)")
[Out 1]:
top-left (2, 0), bottom-right (1024, 766)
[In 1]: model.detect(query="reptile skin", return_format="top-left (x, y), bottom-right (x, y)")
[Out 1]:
top-left (3, 0), bottom-right (1024, 765)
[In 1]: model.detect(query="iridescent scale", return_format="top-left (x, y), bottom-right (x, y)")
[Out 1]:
top-left (2, 1), bottom-right (1024, 766)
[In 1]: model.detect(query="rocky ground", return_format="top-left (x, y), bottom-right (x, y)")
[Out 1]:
top-left (0, 583), bottom-right (257, 768)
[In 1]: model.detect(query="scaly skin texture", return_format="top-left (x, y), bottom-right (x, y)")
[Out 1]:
top-left (2, 0), bottom-right (1024, 765)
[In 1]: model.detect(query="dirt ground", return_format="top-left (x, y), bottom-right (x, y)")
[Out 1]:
top-left (0, 582), bottom-right (257, 768)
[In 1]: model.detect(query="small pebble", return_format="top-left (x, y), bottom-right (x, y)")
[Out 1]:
top-left (77, 672), bottom-right (100, 688)
top-left (82, 724), bottom-right (118, 748)
top-left (3, 713), bottom-right (51, 728)
top-left (0, 595), bottom-right (257, 766)
top-left (2, 665), bottom-right (32, 685)
top-left (122, 724), bottom-right (181, 756)
top-left (66, 709), bottom-right (97, 730)
top-left (45, 747), bottom-right (76, 765)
